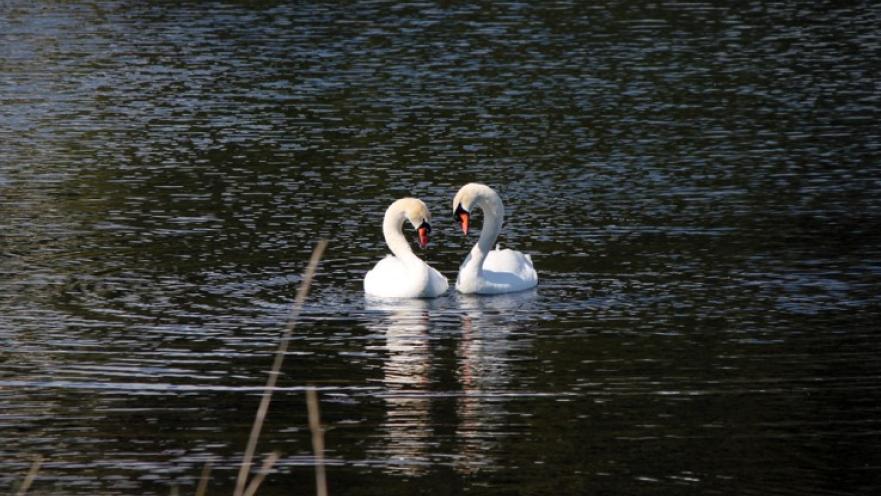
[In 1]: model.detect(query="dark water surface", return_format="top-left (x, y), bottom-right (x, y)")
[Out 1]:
top-left (3, 1), bottom-right (881, 494)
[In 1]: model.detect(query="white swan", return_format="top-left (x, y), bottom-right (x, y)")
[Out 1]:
top-left (364, 198), bottom-right (449, 298)
top-left (453, 183), bottom-right (538, 294)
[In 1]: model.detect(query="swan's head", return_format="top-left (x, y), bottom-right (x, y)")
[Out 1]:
top-left (391, 197), bottom-right (433, 248)
top-left (452, 183), bottom-right (489, 236)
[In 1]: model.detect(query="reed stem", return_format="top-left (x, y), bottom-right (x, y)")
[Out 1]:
top-left (15, 455), bottom-right (43, 496)
top-left (233, 240), bottom-right (328, 496)
top-left (242, 452), bottom-right (281, 496)
top-left (307, 387), bottom-right (328, 496)
top-left (195, 462), bottom-right (212, 496)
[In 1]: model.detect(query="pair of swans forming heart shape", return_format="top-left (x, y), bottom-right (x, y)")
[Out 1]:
top-left (364, 183), bottom-right (538, 298)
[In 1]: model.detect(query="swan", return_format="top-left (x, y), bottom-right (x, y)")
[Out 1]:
top-left (452, 183), bottom-right (538, 295)
top-left (364, 198), bottom-right (449, 298)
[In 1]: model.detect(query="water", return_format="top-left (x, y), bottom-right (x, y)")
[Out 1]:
top-left (2, 1), bottom-right (881, 494)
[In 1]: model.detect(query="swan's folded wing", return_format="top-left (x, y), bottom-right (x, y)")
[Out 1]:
top-left (480, 248), bottom-right (538, 292)
top-left (484, 249), bottom-right (537, 278)
top-left (365, 256), bottom-right (448, 298)
top-left (364, 256), bottom-right (409, 296)
top-left (428, 265), bottom-right (450, 296)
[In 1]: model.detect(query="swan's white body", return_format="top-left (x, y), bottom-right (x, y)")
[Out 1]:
top-left (364, 198), bottom-right (449, 298)
top-left (453, 183), bottom-right (538, 295)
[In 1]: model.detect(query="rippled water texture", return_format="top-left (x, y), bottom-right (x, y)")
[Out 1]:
top-left (2, 1), bottom-right (881, 495)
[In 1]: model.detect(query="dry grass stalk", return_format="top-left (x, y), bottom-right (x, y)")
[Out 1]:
top-left (233, 240), bottom-right (329, 496)
top-left (307, 387), bottom-right (328, 496)
top-left (242, 451), bottom-right (281, 496)
top-left (14, 455), bottom-right (43, 496)
top-left (195, 462), bottom-right (212, 496)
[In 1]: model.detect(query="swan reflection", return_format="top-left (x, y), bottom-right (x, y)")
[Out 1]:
top-left (366, 290), bottom-right (537, 475)
top-left (453, 290), bottom-right (536, 474)
top-left (365, 296), bottom-right (436, 475)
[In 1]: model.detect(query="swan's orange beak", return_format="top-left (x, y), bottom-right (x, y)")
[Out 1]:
top-left (455, 204), bottom-right (470, 235)
top-left (417, 223), bottom-right (430, 248)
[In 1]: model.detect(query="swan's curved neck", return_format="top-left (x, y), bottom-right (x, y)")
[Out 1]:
top-left (460, 187), bottom-right (504, 278)
top-left (383, 207), bottom-right (421, 265)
